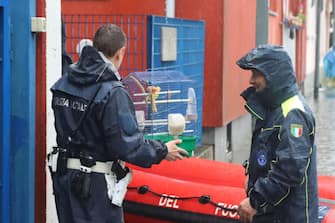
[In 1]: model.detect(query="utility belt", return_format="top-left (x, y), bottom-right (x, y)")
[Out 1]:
top-left (67, 158), bottom-right (114, 174)
top-left (47, 146), bottom-right (132, 207)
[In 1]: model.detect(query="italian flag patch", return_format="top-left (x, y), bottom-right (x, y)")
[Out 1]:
top-left (290, 124), bottom-right (303, 138)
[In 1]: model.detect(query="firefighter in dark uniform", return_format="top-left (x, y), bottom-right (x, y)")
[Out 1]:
top-left (49, 24), bottom-right (187, 223)
top-left (236, 45), bottom-right (318, 223)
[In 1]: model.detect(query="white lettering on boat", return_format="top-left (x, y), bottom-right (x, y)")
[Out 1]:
top-left (158, 194), bottom-right (179, 208)
top-left (214, 202), bottom-right (238, 218)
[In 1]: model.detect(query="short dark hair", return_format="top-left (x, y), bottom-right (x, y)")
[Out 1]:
top-left (93, 24), bottom-right (126, 57)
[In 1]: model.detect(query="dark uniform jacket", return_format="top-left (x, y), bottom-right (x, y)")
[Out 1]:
top-left (237, 45), bottom-right (318, 223)
top-left (52, 45), bottom-right (168, 167)
top-left (51, 46), bottom-right (169, 223)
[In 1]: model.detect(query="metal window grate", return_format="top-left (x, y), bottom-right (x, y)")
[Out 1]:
top-left (63, 14), bottom-right (147, 76)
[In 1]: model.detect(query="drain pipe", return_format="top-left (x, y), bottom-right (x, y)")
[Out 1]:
top-left (333, 0), bottom-right (335, 47)
top-left (256, 0), bottom-right (269, 45)
top-left (166, 0), bottom-right (175, 18)
top-left (314, 0), bottom-right (322, 98)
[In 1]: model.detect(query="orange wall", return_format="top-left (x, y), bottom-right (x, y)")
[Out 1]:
top-left (222, 0), bottom-right (257, 125)
top-left (294, 0), bottom-right (307, 84)
top-left (296, 27), bottom-right (307, 85)
top-left (175, 0), bottom-right (223, 127)
top-left (176, 0), bottom-right (256, 127)
top-left (62, 0), bottom-right (165, 15)
top-left (268, 0), bottom-right (283, 45)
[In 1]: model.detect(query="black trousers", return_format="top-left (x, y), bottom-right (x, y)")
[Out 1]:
top-left (51, 170), bottom-right (124, 223)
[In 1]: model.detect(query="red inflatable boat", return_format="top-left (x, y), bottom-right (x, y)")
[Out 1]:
top-left (124, 158), bottom-right (335, 223)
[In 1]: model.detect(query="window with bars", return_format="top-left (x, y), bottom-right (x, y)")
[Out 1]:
top-left (63, 14), bottom-right (147, 76)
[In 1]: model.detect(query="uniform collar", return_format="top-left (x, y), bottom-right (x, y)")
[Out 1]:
top-left (241, 87), bottom-right (267, 121)
top-left (98, 52), bottom-right (122, 81)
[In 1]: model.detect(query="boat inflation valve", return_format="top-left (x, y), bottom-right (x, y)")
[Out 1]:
top-left (138, 185), bottom-right (149, 194)
top-left (199, 195), bottom-right (211, 204)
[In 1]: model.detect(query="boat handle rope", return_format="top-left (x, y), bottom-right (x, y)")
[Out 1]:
top-left (127, 185), bottom-right (237, 213)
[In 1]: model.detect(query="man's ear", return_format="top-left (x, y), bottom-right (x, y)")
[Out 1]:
top-left (116, 46), bottom-right (126, 60)
top-left (113, 46), bottom-right (126, 69)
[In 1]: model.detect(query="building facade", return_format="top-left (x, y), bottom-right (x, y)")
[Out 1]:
top-left (1, 0), bottom-right (323, 222)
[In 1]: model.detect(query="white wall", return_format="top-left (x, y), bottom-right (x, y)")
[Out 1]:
top-left (202, 113), bottom-right (251, 163)
top-left (231, 114), bottom-right (251, 164)
top-left (214, 126), bottom-right (229, 161)
top-left (282, 28), bottom-right (296, 71)
top-left (320, 0), bottom-right (331, 57)
top-left (46, 0), bottom-right (61, 222)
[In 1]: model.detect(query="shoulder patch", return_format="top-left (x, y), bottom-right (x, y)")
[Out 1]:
top-left (290, 124), bottom-right (303, 138)
top-left (257, 149), bottom-right (267, 166)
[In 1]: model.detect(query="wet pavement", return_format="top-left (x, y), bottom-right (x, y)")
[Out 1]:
top-left (306, 87), bottom-right (335, 176)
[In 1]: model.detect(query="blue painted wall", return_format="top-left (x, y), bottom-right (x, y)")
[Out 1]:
top-left (0, 0), bottom-right (11, 222)
top-left (9, 0), bottom-right (36, 222)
